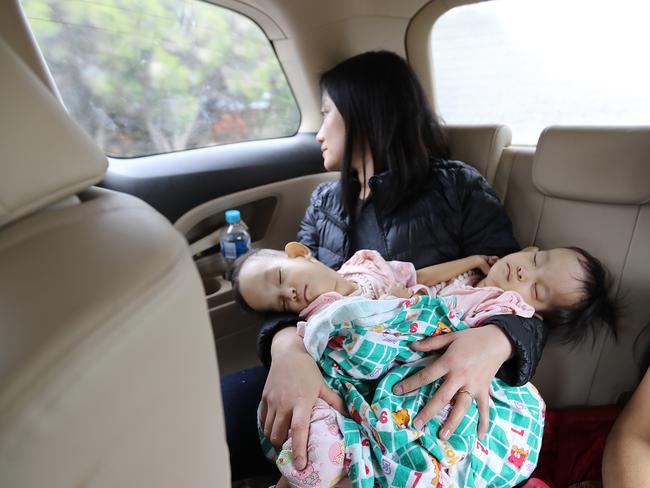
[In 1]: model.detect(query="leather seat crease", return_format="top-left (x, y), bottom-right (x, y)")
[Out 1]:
top-left (496, 126), bottom-right (650, 408)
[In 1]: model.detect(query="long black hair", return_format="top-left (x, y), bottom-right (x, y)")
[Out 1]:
top-left (319, 50), bottom-right (450, 220)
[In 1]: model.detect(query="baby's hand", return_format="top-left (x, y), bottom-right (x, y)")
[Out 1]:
top-left (473, 255), bottom-right (498, 275)
top-left (386, 283), bottom-right (412, 298)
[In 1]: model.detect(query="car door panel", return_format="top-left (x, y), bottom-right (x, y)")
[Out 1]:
top-left (174, 172), bottom-right (339, 373)
top-left (101, 133), bottom-right (324, 223)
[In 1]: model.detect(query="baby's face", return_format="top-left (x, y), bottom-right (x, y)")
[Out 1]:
top-left (483, 247), bottom-right (585, 312)
top-left (238, 252), bottom-right (341, 313)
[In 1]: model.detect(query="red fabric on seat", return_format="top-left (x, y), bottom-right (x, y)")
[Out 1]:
top-left (526, 405), bottom-right (621, 487)
top-left (519, 478), bottom-right (552, 488)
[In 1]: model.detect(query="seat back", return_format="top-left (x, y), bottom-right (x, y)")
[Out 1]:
top-left (447, 125), bottom-right (512, 191)
top-left (497, 127), bottom-right (650, 407)
top-left (0, 37), bottom-right (229, 488)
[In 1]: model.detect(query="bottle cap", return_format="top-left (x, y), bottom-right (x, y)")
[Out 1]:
top-left (225, 209), bottom-right (241, 223)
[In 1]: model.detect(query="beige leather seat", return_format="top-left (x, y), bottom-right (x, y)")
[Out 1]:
top-left (447, 124), bottom-right (512, 191)
top-left (496, 126), bottom-right (650, 407)
top-left (0, 39), bottom-right (230, 487)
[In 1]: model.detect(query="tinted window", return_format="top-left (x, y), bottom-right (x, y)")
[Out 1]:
top-left (22, 0), bottom-right (301, 157)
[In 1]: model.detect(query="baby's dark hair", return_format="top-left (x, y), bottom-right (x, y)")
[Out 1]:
top-left (230, 248), bottom-right (283, 314)
top-left (544, 247), bottom-right (619, 345)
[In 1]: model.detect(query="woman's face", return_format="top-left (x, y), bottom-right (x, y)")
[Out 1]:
top-left (316, 92), bottom-right (345, 171)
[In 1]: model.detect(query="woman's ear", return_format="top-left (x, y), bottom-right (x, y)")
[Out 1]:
top-left (285, 241), bottom-right (311, 259)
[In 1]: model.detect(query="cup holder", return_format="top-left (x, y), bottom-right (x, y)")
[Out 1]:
top-left (195, 254), bottom-right (227, 294)
top-left (201, 275), bottom-right (222, 295)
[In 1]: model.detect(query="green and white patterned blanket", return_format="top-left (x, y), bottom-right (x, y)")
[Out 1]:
top-left (261, 294), bottom-right (544, 487)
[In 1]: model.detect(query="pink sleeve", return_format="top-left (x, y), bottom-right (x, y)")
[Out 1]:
top-left (387, 260), bottom-right (418, 287)
top-left (299, 291), bottom-right (344, 319)
top-left (341, 249), bottom-right (381, 268)
top-left (341, 250), bottom-right (415, 290)
top-left (465, 290), bottom-right (535, 327)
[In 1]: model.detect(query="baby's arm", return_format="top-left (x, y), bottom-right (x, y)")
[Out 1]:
top-left (416, 255), bottom-right (497, 286)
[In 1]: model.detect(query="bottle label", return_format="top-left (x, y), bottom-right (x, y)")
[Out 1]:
top-left (222, 238), bottom-right (250, 260)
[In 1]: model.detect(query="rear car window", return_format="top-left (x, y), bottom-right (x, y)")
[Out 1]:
top-left (431, 0), bottom-right (650, 145)
top-left (21, 0), bottom-right (301, 158)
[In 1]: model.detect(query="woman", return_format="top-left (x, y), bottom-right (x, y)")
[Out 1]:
top-left (222, 51), bottom-right (545, 480)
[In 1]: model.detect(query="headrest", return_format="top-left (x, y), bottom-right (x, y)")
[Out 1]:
top-left (447, 125), bottom-right (512, 183)
top-left (533, 126), bottom-right (650, 205)
top-left (0, 39), bottom-right (107, 229)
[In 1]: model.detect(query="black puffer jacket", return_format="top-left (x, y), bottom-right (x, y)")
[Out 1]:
top-left (258, 160), bottom-right (546, 385)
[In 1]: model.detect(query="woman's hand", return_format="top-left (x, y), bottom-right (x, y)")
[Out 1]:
top-left (393, 325), bottom-right (512, 440)
top-left (261, 327), bottom-right (346, 470)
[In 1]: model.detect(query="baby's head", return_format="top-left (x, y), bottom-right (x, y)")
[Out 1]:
top-left (231, 242), bottom-right (342, 314)
top-left (483, 246), bottom-right (618, 343)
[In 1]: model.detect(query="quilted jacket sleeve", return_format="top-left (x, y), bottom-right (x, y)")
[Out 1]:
top-left (489, 314), bottom-right (547, 385)
top-left (256, 312), bottom-right (300, 369)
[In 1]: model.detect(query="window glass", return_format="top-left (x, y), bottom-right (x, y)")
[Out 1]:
top-left (432, 0), bottom-right (650, 144)
top-left (21, 0), bottom-right (300, 157)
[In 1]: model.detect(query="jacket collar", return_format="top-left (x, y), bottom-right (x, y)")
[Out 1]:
top-left (322, 168), bottom-right (411, 222)
top-left (368, 170), bottom-right (395, 211)
top-left (318, 181), bottom-right (349, 229)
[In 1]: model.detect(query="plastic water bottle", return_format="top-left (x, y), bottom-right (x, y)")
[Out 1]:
top-left (220, 209), bottom-right (251, 278)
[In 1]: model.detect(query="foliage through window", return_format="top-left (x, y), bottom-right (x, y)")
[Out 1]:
top-left (22, 0), bottom-right (300, 157)
top-left (432, 0), bottom-right (650, 145)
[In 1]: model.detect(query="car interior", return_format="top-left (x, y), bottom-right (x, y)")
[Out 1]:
top-left (1, 0), bottom-right (648, 487)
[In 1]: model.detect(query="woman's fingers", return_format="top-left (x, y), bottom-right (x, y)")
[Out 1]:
top-left (393, 359), bottom-right (448, 395)
top-left (259, 398), bottom-right (268, 427)
top-left (263, 405), bottom-right (276, 441)
top-left (437, 389), bottom-right (474, 440)
top-left (262, 329), bottom-right (327, 457)
top-left (320, 384), bottom-right (347, 416)
top-left (410, 379), bottom-right (460, 433)
top-left (476, 391), bottom-right (491, 440)
top-left (395, 332), bottom-right (457, 394)
top-left (401, 327), bottom-right (508, 439)
top-left (408, 331), bottom-right (455, 352)
top-left (289, 404), bottom-right (312, 470)
top-left (412, 385), bottom-right (490, 441)
top-left (269, 411), bottom-right (291, 450)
